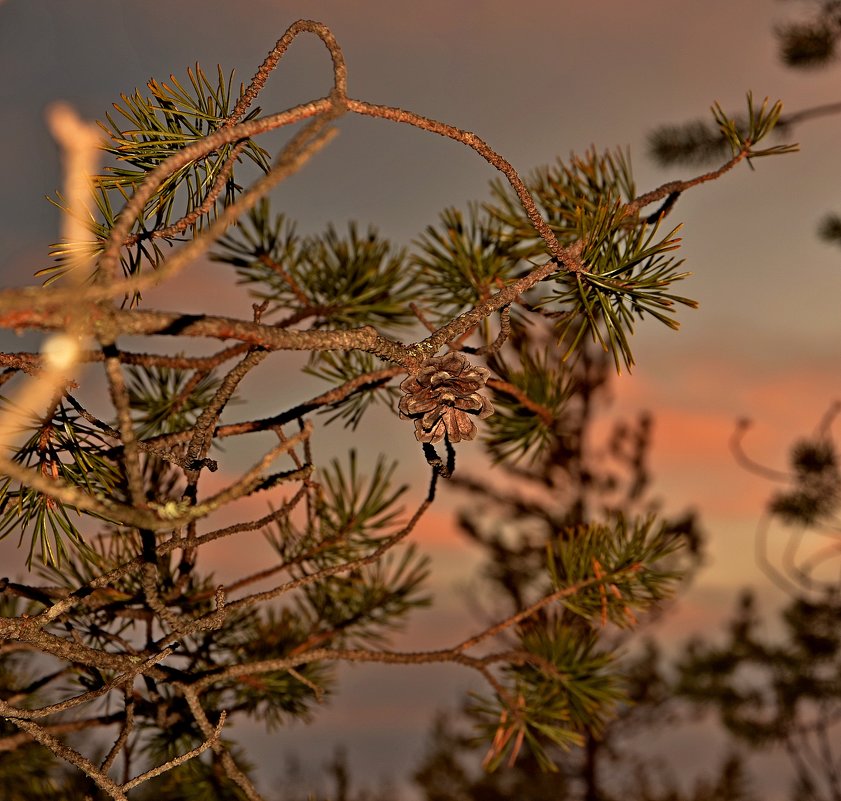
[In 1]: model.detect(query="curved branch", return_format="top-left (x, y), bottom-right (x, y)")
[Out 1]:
top-left (122, 140), bottom-right (249, 247)
top-left (229, 19), bottom-right (348, 123)
top-left (730, 418), bottom-right (791, 482)
top-left (97, 98), bottom-right (336, 284)
top-left (626, 147), bottom-right (750, 220)
top-left (345, 98), bottom-right (574, 266)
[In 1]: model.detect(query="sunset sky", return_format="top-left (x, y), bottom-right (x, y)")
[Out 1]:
top-left (1, 0), bottom-right (840, 797)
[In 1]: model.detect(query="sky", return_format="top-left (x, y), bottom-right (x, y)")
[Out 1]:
top-left (1, 0), bottom-right (840, 798)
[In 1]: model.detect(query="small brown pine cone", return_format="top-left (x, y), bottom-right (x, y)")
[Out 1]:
top-left (398, 351), bottom-right (494, 444)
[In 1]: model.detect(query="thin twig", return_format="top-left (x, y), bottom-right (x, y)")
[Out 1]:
top-left (730, 419), bottom-right (791, 481)
top-left (475, 305), bottom-right (512, 356)
top-left (626, 147), bottom-right (750, 219)
top-left (102, 346), bottom-right (144, 505)
top-left (121, 710), bottom-right (227, 791)
top-left (486, 377), bottom-right (555, 428)
top-left (100, 692), bottom-right (134, 773)
top-left (0, 713), bottom-right (123, 753)
top-left (345, 98), bottom-right (572, 265)
top-left (183, 348), bottom-right (269, 488)
top-left (8, 718), bottom-right (129, 801)
top-left (229, 19), bottom-right (348, 124)
top-left (179, 685), bottom-right (266, 801)
top-left (122, 140), bottom-right (249, 247)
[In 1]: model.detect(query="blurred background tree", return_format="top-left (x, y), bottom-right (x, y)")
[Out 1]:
top-left (649, 0), bottom-right (841, 248)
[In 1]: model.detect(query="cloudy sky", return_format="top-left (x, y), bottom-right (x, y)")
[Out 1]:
top-left (1, 0), bottom-right (840, 797)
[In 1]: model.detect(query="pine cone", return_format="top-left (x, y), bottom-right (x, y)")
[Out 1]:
top-left (398, 352), bottom-right (494, 444)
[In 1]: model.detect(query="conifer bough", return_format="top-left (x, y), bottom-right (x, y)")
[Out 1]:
top-left (0, 19), bottom-right (797, 798)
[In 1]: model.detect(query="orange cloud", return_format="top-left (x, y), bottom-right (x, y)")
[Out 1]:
top-left (600, 351), bottom-right (840, 520)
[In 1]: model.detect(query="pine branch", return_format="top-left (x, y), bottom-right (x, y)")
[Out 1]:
top-left (0, 18), bottom-right (799, 792)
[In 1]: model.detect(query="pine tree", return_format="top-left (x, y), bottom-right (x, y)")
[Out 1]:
top-left (409, 319), bottom-right (705, 800)
top-left (641, 11), bottom-right (841, 797)
top-left (0, 19), bottom-right (795, 800)
top-left (672, 405), bottom-right (841, 801)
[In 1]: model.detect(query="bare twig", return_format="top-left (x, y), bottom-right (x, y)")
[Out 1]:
top-left (8, 718), bottom-right (129, 801)
top-left (121, 710), bottom-right (227, 791)
top-left (179, 685), bottom-right (266, 801)
top-left (100, 692), bottom-right (134, 774)
top-left (0, 712), bottom-right (123, 753)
